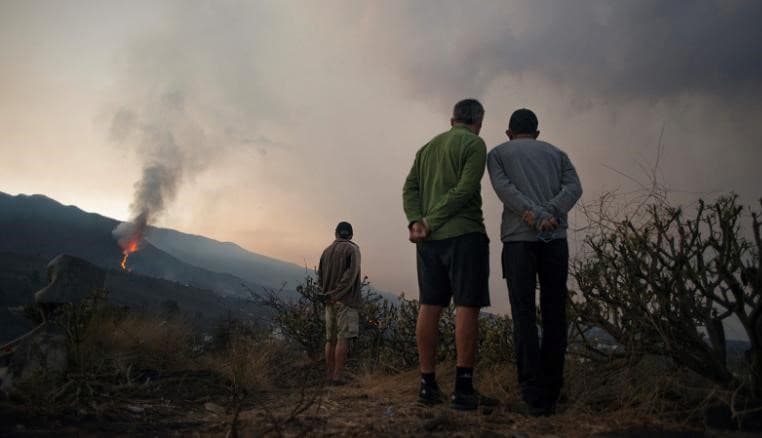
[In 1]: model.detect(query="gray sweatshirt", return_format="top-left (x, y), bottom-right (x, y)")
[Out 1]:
top-left (487, 138), bottom-right (582, 242)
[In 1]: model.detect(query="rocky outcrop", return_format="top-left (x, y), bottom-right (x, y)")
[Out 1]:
top-left (2, 254), bottom-right (105, 398)
top-left (34, 254), bottom-right (105, 306)
top-left (1, 325), bottom-right (67, 396)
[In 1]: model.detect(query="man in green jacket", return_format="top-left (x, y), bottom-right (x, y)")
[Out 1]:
top-left (403, 99), bottom-right (496, 410)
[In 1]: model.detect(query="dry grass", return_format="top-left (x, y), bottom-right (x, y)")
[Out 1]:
top-left (84, 312), bottom-right (194, 373)
top-left (235, 361), bottom-right (706, 437)
top-left (198, 334), bottom-right (293, 394)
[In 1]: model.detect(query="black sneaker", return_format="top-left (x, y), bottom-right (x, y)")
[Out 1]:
top-left (544, 401), bottom-right (557, 416)
top-left (450, 390), bottom-right (499, 411)
top-left (418, 382), bottom-right (444, 406)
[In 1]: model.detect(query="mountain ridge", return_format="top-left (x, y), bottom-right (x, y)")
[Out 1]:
top-left (0, 190), bottom-right (395, 304)
top-left (0, 191), bottom-right (279, 297)
top-left (145, 225), bottom-right (310, 292)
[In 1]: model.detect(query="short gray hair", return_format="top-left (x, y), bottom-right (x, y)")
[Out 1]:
top-left (452, 99), bottom-right (484, 125)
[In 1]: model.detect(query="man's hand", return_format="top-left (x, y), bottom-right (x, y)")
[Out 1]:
top-left (538, 217), bottom-right (558, 231)
top-left (522, 210), bottom-right (536, 226)
top-left (408, 221), bottom-right (429, 243)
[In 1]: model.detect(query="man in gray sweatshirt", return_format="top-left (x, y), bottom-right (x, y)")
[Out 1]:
top-left (487, 108), bottom-right (582, 416)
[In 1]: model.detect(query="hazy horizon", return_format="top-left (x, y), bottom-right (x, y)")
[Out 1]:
top-left (2, 1), bottom-right (761, 321)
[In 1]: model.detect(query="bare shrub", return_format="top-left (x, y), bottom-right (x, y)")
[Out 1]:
top-left (479, 313), bottom-right (515, 365)
top-left (91, 311), bottom-right (194, 373)
top-left (199, 320), bottom-right (298, 394)
top-left (263, 276), bottom-right (514, 373)
top-left (572, 194), bottom-right (762, 401)
top-left (260, 276), bottom-right (325, 360)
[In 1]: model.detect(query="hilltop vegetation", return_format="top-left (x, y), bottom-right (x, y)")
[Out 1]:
top-left (0, 284), bottom-right (717, 437)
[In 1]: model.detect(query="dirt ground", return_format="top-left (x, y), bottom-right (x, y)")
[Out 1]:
top-left (5, 366), bottom-right (751, 437)
top-left (234, 369), bottom-right (710, 437)
top-left (0, 372), bottom-right (744, 438)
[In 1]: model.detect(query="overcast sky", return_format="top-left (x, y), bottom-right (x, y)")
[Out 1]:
top-left (2, 0), bottom-right (761, 316)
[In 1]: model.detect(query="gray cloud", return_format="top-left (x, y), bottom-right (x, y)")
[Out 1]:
top-left (335, 0), bottom-right (762, 206)
top-left (362, 0), bottom-right (762, 104)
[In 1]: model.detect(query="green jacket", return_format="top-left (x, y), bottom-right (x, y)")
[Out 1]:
top-left (402, 125), bottom-right (487, 240)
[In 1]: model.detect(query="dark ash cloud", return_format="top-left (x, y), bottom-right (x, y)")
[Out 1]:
top-left (363, 0), bottom-right (762, 103)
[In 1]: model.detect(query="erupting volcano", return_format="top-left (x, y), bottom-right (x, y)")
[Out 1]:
top-left (109, 95), bottom-right (189, 270)
top-left (119, 239), bottom-right (140, 270)
top-left (113, 212), bottom-right (148, 271)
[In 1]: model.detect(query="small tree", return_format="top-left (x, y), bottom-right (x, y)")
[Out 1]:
top-left (261, 276), bottom-right (325, 360)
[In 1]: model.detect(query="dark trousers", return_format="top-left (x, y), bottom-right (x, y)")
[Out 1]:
top-left (502, 239), bottom-right (569, 407)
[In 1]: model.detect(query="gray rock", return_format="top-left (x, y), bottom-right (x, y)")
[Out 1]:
top-left (204, 402), bottom-right (226, 415)
top-left (6, 325), bottom-right (67, 386)
top-left (0, 255), bottom-right (107, 397)
top-left (126, 405), bottom-right (145, 414)
top-left (35, 254), bottom-right (105, 306)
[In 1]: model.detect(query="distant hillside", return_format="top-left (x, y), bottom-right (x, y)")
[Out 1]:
top-left (145, 227), bottom-right (310, 293)
top-left (0, 252), bottom-right (267, 344)
top-left (0, 192), bottom-right (273, 297)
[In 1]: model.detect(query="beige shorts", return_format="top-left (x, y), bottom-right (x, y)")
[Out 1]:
top-left (325, 302), bottom-right (359, 341)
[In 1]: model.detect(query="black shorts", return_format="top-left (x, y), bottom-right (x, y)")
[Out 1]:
top-left (416, 232), bottom-right (490, 307)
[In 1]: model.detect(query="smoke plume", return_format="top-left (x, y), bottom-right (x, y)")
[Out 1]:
top-left (106, 2), bottom-right (269, 251)
top-left (110, 87), bottom-right (202, 251)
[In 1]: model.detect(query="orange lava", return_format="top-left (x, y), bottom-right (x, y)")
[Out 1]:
top-left (120, 240), bottom-right (139, 270)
